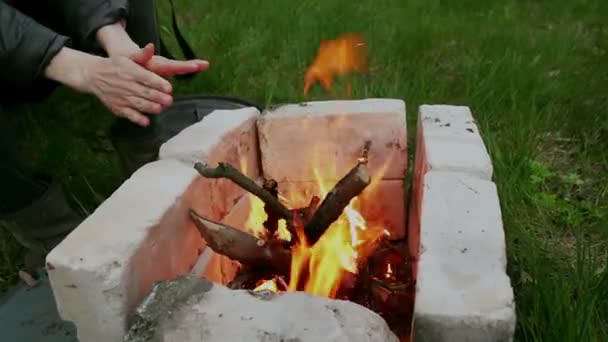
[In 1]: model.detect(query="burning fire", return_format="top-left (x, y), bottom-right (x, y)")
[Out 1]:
top-left (247, 144), bottom-right (387, 299)
top-left (245, 33), bottom-right (390, 299)
top-left (304, 33), bottom-right (368, 95)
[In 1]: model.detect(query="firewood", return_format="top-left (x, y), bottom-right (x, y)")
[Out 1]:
top-left (190, 210), bottom-right (291, 274)
top-left (194, 162), bottom-right (293, 223)
top-left (303, 141), bottom-right (372, 244)
top-left (227, 267), bottom-right (268, 290)
top-left (262, 179), bottom-right (280, 237)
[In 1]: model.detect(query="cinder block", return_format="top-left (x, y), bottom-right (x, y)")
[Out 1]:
top-left (417, 105), bottom-right (493, 180)
top-left (257, 99), bottom-right (407, 182)
top-left (412, 171), bottom-right (516, 342)
top-left (159, 107), bottom-right (260, 173)
top-left (277, 179), bottom-right (405, 240)
top-left (159, 106), bottom-right (261, 220)
top-left (46, 160), bottom-right (211, 342)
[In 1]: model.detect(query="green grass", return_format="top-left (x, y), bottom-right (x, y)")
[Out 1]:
top-left (2, 0), bottom-right (607, 340)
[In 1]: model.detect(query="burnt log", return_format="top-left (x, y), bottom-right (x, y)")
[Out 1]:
top-left (303, 141), bottom-right (372, 244)
top-left (190, 210), bottom-right (292, 274)
top-left (262, 179), bottom-right (280, 238)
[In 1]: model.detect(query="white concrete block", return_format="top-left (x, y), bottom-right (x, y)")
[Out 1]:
top-left (127, 277), bottom-right (399, 342)
top-left (159, 106), bottom-right (261, 219)
top-left (46, 160), bottom-right (213, 342)
top-left (412, 171), bottom-right (516, 342)
top-left (418, 104), bottom-right (493, 180)
top-left (159, 107), bottom-right (260, 177)
top-left (257, 98), bottom-right (407, 182)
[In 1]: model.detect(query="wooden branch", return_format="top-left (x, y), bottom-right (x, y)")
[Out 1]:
top-left (262, 179), bottom-right (280, 237)
top-left (194, 162), bottom-right (293, 222)
top-left (303, 141), bottom-right (372, 244)
top-left (227, 267), bottom-right (266, 290)
top-left (293, 196), bottom-right (321, 225)
top-left (189, 210), bottom-right (291, 274)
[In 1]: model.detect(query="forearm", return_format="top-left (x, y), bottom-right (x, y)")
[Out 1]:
top-left (96, 20), bottom-right (140, 57)
top-left (43, 47), bottom-right (99, 93)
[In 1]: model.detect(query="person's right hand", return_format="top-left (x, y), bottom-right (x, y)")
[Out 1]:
top-left (44, 46), bottom-right (174, 127)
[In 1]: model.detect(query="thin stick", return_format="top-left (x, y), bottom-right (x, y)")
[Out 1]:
top-left (194, 162), bottom-right (293, 222)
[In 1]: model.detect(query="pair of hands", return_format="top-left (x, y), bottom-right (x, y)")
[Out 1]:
top-left (86, 43), bottom-right (208, 126)
top-left (44, 22), bottom-right (209, 127)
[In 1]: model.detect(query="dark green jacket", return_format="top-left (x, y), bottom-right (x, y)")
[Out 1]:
top-left (0, 0), bottom-right (128, 103)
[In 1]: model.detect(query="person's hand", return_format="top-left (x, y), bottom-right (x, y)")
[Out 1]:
top-left (130, 43), bottom-right (209, 78)
top-left (44, 46), bottom-right (173, 126)
top-left (96, 22), bottom-right (209, 78)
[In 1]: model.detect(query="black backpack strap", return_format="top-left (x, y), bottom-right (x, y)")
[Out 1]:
top-left (159, 0), bottom-right (198, 79)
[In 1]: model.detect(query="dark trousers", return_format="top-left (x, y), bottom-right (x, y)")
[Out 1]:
top-left (0, 0), bottom-right (159, 214)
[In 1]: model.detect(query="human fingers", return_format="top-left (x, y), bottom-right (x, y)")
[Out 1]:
top-left (130, 43), bottom-right (155, 65)
top-left (126, 82), bottom-right (173, 107)
top-left (116, 106), bottom-right (150, 127)
top-left (147, 57), bottom-right (210, 77)
top-left (126, 95), bottom-right (164, 115)
top-left (126, 60), bottom-right (172, 93)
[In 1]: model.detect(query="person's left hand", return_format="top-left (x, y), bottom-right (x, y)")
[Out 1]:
top-left (130, 43), bottom-right (209, 78)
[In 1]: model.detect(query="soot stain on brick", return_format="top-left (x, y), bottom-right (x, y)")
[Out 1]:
top-left (325, 304), bottom-right (346, 328)
top-left (257, 330), bottom-right (301, 342)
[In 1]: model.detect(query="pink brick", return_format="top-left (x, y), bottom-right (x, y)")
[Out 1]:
top-left (257, 99), bottom-right (407, 182)
top-left (409, 104), bottom-right (493, 277)
top-left (159, 107), bottom-right (261, 220)
top-left (277, 179), bottom-right (405, 240)
top-left (415, 105), bottom-right (493, 180)
top-left (47, 160), bottom-right (211, 342)
top-left (47, 106), bottom-right (263, 341)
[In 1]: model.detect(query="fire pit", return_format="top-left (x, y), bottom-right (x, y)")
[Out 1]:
top-left (45, 99), bottom-right (515, 342)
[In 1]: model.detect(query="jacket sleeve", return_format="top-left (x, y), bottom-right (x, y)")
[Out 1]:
top-left (52, 0), bottom-right (130, 51)
top-left (0, 2), bottom-right (71, 88)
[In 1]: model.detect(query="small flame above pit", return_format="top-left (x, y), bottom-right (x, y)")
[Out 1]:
top-left (304, 32), bottom-right (368, 96)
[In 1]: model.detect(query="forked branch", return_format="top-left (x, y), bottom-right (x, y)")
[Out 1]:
top-left (194, 162), bottom-right (293, 222)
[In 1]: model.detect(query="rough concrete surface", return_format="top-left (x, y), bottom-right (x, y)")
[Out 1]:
top-left (412, 171), bottom-right (516, 342)
top-left (46, 160), bottom-right (207, 342)
top-left (125, 276), bottom-right (399, 342)
top-left (417, 104), bottom-right (493, 180)
top-left (257, 98), bottom-right (407, 182)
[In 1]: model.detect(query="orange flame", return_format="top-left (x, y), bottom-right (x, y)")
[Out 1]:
top-left (240, 33), bottom-right (386, 299)
top-left (304, 33), bottom-right (368, 95)
top-left (243, 143), bottom-right (387, 298)
top-left (285, 142), bottom-right (385, 298)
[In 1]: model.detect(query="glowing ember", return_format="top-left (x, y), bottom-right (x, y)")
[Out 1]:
top-left (304, 32), bottom-right (368, 95)
top-left (277, 219), bottom-right (292, 241)
top-left (385, 264), bottom-right (394, 280)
